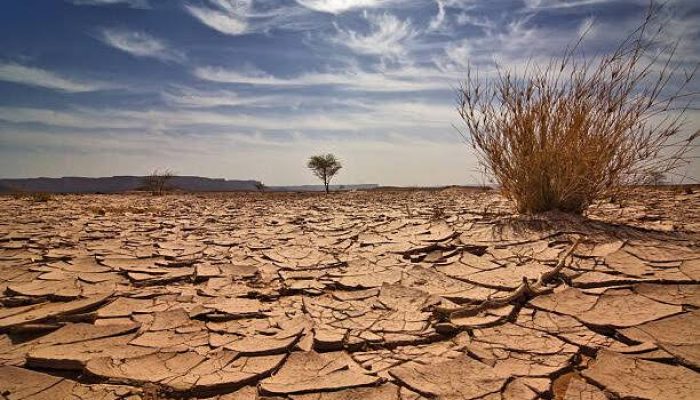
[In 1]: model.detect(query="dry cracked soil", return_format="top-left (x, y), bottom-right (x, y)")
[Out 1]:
top-left (0, 187), bottom-right (698, 400)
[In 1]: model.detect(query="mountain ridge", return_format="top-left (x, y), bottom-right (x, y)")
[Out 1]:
top-left (0, 176), bottom-right (378, 193)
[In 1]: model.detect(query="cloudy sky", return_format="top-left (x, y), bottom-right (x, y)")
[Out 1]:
top-left (0, 0), bottom-right (698, 186)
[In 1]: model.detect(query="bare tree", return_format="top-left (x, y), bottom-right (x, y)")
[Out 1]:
top-left (307, 154), bottom-right (342, 194)
top-left (456, 5), bottom-right (697, 214)
top-left (142, 169), bottom-right (175, 195)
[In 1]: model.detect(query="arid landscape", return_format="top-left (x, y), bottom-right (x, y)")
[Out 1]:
top-left (0, 187), bottom-right (698, 399)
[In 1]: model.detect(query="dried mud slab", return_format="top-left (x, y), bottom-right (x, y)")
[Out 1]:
top-left (88, 350), bottom-right (286, 393)
top-left (582, 350), bottom-right (700, 399)
top-left (303, 284), bottom-right (439, 350)
top-left (26, 333), bottom-right (158, 370)
top-left (530, 286), bottom-right (684, 328)
top-left (389, 355), bottom-right (509, 399)
top-left (619, 310), bottom-right (700, 369)
top-left (289, 383), bottom-right (405, 400)
top-left (0, 365), bottom-right (141, 399)
top-left (0, 189), bottom-right (699, 399)
top-left (259, 351), bottom-right (381, 395)
top-left (0, 292), bottom-right (112, 331)
top-left (561, 375), bottom-right (608, 400)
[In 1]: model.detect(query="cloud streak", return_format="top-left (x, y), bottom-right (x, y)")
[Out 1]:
top-left (0, 63), bottom-right (110, 93)
top-left (185, 0), bottom-right (251, 35)
top-left (185, 0), bottom-right (319, 36)
top-left (0, 97), bottom-right (458, 133)
top-left (161, 87), bottom-right (280, 108)
top-left (428, 0), bottom-right (446, 31)
top-left (333, 12), bottom-right (415, 60)
top-left (193, 65), bottom-right (457, 92)
top-left (295, 0), bottom-right (389, 14)
top-left (98, 28), bottom-right (184, 62)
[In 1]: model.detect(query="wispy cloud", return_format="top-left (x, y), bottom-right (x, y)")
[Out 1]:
top-left (98, 28), bottom-right (184, 62)
top-left (185, 0), bottom-right (319, 36)
top-left (185, 0), bottom-right (250, 35)
top-left (295, 0), bottom-right (389, 14)
top-left (523, 0), bottom-right (623, 10)
top-left (333, 12), bottom-right (415, 60)
top-left (434, 12), bottom-right (577, 73)
top-left (428, 0), bottom-right (446, 31)
top-left (67, 0), bottom-right (150, 8)
top-left (161, 86), bottom-right (278, 108)
top-left (0, 63), bottom-right (109, 93)
top-left (0, 96), bottom-right (458, 133)
top-left (0, 107), bottom-right (141, 130)
top-left (193, 65), bottom-right (455, 92)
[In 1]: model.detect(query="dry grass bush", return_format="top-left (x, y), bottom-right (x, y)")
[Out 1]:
top-left (142, 169), bottom-right (175, 195)
top-left (458, 6), bottom-right (698, 214)
top-left (32, 192), bottom-right (52, 202)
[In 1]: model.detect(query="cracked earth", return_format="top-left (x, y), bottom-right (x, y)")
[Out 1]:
top-left (0, 187), bottom-right (698, 399)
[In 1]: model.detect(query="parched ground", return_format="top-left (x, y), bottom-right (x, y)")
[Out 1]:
top-left (0, 188), bottom-right (698, 400)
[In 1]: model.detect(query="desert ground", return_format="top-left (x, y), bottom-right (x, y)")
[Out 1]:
top-left (0, 187), bottom-right (698, 399)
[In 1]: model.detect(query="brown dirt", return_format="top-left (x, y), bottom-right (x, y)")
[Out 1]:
top-left (0, 188), bottom-right (698, 399)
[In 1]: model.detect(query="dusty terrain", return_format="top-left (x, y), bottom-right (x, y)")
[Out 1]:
top-left (0, 188), bottom-right (698, 399)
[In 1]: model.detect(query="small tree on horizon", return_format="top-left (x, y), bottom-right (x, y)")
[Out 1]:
top-left (255, 181), bottom-right (266, 192)
top-left (142, 169), bottom-right (175, 195)
top-left (307, 154), bottom-right (342, 194)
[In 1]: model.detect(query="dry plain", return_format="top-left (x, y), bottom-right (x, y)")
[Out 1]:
top-left (0, 188), bottom-right (699, 399)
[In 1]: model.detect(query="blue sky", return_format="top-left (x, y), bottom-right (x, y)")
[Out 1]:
top-left (0, 0), bottom-right (698, 185)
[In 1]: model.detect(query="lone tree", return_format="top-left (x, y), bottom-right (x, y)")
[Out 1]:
top-left (254, 181), bottom-right (266, 192)
top-left (307, 154), bottom-right (342, 194)
top-left (457, 5), bottom-right (697, 214)
top-left (142, 169), bottom-right (175, 195)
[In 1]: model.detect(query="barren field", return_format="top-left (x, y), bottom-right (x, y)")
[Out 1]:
top-left (0, 188), bottom-right (699, 399)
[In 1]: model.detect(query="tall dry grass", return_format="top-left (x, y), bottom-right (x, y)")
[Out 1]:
top-left (457, 7), bottom-right (698, 214)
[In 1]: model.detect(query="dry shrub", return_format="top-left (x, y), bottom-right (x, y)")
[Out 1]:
top-left (458, 6), bottom-right (698, 214)
top-left (28, 192), bottom-right (52, 202)
top-left (142, 169), bottom-right (175, 195)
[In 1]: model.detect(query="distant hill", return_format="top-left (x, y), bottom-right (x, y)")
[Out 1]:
top-left (0, 177), bottom-right (380, 193)
top-left (0, 176), bottom-right (261, 193)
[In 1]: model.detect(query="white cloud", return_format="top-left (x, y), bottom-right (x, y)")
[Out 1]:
top-left (185, 0), bottom-right (250, 35)
top-left (295, 0), bottom-right (388, 14)
top-left (67, 0), bottom-right (150, 8)
top-left (193, 65), bottom-right (457, 92)
top-left (161, 85), bottom-right (381, 110)
top-left (185, 0), bottom-right (320, 36)
top-left (435, 13), bottom-right (579, 73)
top-left (523, 0), bottom-right (622, 9)
top-left (98, 28), bottom-right (183, 62)
top-left (0, 95), bottom-right (458, 133)
top-left (428, 0), bottom-right (446, 31)
top-left (333, 12), bottom-right (415, 59)
top-left (0, 63), bottom-right (109, 93)
top-left (161, 87), bottom-right (280, 108)
top-left (0, 107), bottom-right (141, 130)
